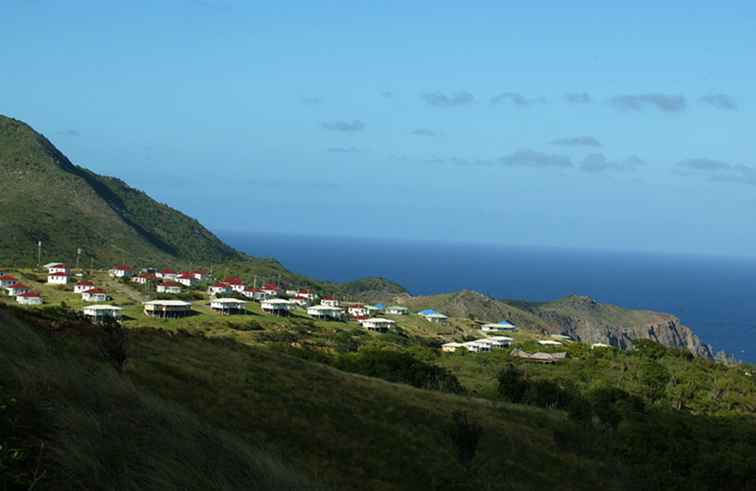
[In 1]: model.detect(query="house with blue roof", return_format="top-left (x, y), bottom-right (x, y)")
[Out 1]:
top-left (481, 320), bottom-right (517, 332)
top-left (419, 309), bottom-right (449, 323)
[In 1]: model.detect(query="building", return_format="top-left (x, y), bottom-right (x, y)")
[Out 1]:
top-left (208, 283), bottom-right (231, 296)
top-left (156, 268), bottom-right (177, 280)
top-left (82, 288), bottom-right (109, 302)
top-left (512, 349), bottom-right (567, 364)
top-left (109, 264), bottom-right (133, 278)
top-left (261, 298), bottom-right (292, 316)
top-left (366, 304), bottom-right (384, 316)
top-left (223, 276), bottom-right (246, 292)
top-left (358, 317), bottom-right (396, 332)
top-left (290, 297), bottom-right (309, 307)
top-left (550, 334), bottom-right (573, 342)
top-left (132, 273), bottom-right (157, 285)
top-left (261, 283), bottom-right (281, 296)
top-left (385, 305), bottom-right (408, 315)
top-left (442, 342), bottom-right (465, 353)
top-left (143, 300), bottom-right (193, 318)
top-left (73, 280), bottom-right (96, 294)
top-left (156, 281), bottom-right (182, 294)
top-left (418, 309), bottom-right (448, 323)
top-left (83, 305), bottom-right (123, 323)
top-left (347, 304), bottom-right (369, 319)
top-left (6, 283), bottom-right (31, 296)
top-left (16, 291), bottom-right (42, 305)
top-left (307, 305), bottom-right (345, 321)
top-left (477, 337), bottom-right (512, 349)
top-left (47, 271), bottom-right (69, 285)
top-left (481, 320), bottom-right (517, 332)
top-left (241, 287), bottom-right (271, 301)
top-left (210, 298), bottom-right (247, 315)
top-left (321, 297), bottom-right (340, 308)
top-left (538, 340), bottom-right (564, 347)
top-left (591, 343), bottom-right (611, 349)
top-left (0, 275), bottom-right (18, 288)
top-left (176, 273), bottom-right (197, 287)
top-left (192, 271), bottom-right (207, 281)
top-left (295, 289), bottom-right (318, 302)
top-left (462, 340), bottom-right (492, 353)
top-left (46, 263), bottom-right (68, 274)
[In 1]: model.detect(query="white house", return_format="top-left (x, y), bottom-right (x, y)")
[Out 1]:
top-left (481, 320), bottom-right (517, 332)
top-left (538, 340), bottom-right (563, 347)
top-left (462, 340), bottom-right (492, 353)
top-left (109, 264), bottom-right (133, 279)
top-left (46, 263), bottom-right (68, 275)
top-left (296, 289), bottom-right (318, 302)
top-left (6, 283), bottom-right (31, 296)
top-left (210, 298), bottom-right (247, 315)
top-left (261, 298), bottom-right (292, 316)
top-left (156, 268), bottom-right (177, 280)
top-left (321, 297), bottom-right (340, 308)
top-left (223, 277), bottom-right (246, 292)
top-left (144, 300), bottom-right (193, 318)
top-left (191, 271), bottom-right (207, 281)
top-left (442, 342), bottom-right (465, 353)
top-left (132, 274), bottom-right (157, 285)
top-left (591, 343), bottom-right (611, 349)
top-left (241, 287), bottom-right (272, 301)
top-left (261, 283), bottom-right (281, 297)
top-left (358, 317), bottom-right (396, 332)
top-left (290, 297), bottom-right (309, 307)
top-left (366, 304), bottom-right (384, 316)
top-left (385, 305), bottom-right (408, 315)
top-left (83, 304), bottom-right (123, 322)
top-left (208, 283), bottom-right (231, 296)
top-left (176, 273), bottom-right (197, 287)
top-left (16, 291), bottom-right (42, 305)
top-left (82, 288), bottom-right (109, 303)
top-left (74, 280), bottom-right (96, 294)
top-left (347, 304), bottom-right (369, 319)
top-left (419, 309), bottom-right (448, 323)
top-left (550, 334), bottom-right (572, 342)
top-left (477, 337), bottom-right (511, 349)
top-left (307, 305), bottom-right (345, 321)
top-left (47, 271), bottom-right (69, 285)
top-left (0, 275), bottom-right (18, 288)
top-left (156, 281), bottom-right (182, 294)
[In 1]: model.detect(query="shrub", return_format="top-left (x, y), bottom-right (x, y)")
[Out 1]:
top-left (448, 411), bottom-right (483, 470)
top-left (97, 319), bottom-right (129, 374)
top-left (496, 364), bottom-right (528, 403)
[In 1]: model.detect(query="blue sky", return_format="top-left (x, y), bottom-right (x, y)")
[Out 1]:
top-left (3, 1), bottom-right (755, 257)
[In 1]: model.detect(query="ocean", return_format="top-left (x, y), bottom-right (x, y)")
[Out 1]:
top-left (220, 231), bottom-right (756, 363)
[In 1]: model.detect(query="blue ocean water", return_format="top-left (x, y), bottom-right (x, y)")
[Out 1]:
top-left (220, 231), bottom-right (756, 363)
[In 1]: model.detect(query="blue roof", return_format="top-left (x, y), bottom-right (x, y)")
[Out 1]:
top-left (419, 309), bottom-right (439, 315)
top-left (498, 320), bottom-right (516, 327)
top-left (374, 304), bottom-right (385, 309)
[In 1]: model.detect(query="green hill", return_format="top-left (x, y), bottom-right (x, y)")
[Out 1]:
top-left (0, 115), bottom-right (240, 267)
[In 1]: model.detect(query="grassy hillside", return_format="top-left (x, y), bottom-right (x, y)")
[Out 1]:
top-left (0, 115), bottom-right (240, 267)
top-left (3, 302), bottom-right (755, 490)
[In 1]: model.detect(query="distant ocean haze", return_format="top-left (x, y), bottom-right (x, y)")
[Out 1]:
top-left (220, 231), bottom-right (756, 362)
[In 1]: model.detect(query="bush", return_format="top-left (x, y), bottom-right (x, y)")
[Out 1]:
top-left (336, 348), bottom-right (464, 394)
top-left (496, 364), bottom-right (528, 403)
top-left (448, 411), bottom-right (483, 469)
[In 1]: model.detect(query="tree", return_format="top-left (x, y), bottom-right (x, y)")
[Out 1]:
top-left (98, 319), bottom-right (129, 374)
top-left (448, 411), bottom-right (483, 470)
top-left (496, 364), bottom-right (527, 403)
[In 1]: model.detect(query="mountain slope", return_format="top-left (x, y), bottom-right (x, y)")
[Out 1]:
top-left (0, 115), bottom-right (240, 266)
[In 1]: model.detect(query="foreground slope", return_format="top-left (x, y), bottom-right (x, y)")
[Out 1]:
top-left (0, 115), bottom-right (240, 266)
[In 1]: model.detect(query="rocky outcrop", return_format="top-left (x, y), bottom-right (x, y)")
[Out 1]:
top-left (531, 296), bottom-right (714, 359)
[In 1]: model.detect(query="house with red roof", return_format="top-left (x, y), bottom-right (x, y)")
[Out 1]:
top-left (46, 263), bottom-right (68, 274)
top-left (222, 276), bottom-right (246, 292)
top-left (82, 288), bottom-right (109, 302)
top-left (321, 296), bottom-right (340, 308)
top-left (16, 291), bottom-right (43, 305)
top-left (347, 304), bottom-right (369, 320)
top-left (6, 283), bottom-right (31, 296)
top-left (208, 283), bottom-right (230, 296)
top-left (176, 272), bottom-right (197, 287)
top-left (47, 271), bottom-right (69, 285)
top-left (109, 264), bottom-right (133, 279)
top-left (241, 287), bottom-right (271, 301)
top-left (74, 280), bottom-right (96, 294)
top-left (156, 280), bottom-right (182, 294)
top-left (296, 289), bottom-right (318, 302)
top-left (261, 283), bottom-right (281, 296)
top-left (0, 275), bottom-right (18, 288)
top-left (156, 268), bottom-right (177, 280)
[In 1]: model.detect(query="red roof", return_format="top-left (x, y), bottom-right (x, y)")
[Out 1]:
top-left (161, 268), bottom-right (176, 274)
top-left (323, 296), bottom-right (337, 301)
top-left (244, 287), bottom-right (261, 292)
top-left (77, 280), bottom-right (95, 286)
top-left (48, 263), bottom-right (66, 268)
top-left (112, 264), bottom-right (131, 271)
top-left (211, 283), bottom-right (229, 289)
top-left (9, 283), bottom-right (30, 290)
top-left (161, 280), bottom-right (180, 287)
top-left (177, 273), bottom-right (195, 279)
top-left (48, 272), bottom-right (68, 277)
top-left (298, 289), bottom-right (312, 294)
top-left (19, 291), bottom-right (41, 298)
top-left (87, 288), bottom-right (107, 294)
top-left (0, 275), bottom-right (17, 281)
top-left (223, 276), bottom-right (244, 284)
top-left (263, 283), bottom-right (280, 290)
top-left (349, 304), bottom-right (365, 309)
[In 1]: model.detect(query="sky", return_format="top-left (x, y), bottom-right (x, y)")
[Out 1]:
top-left (2, 1), bottom-right (756, 257)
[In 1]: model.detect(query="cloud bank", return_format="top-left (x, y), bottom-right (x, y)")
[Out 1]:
top-left (677, 158), bottom-right (756, 186)
top-left (699, 94), bottom-right (738, 111)
top-left (321, 120), bottom-right (365, 132)
top-left (550, 136), bottom-right (602, 147)
top-left (609, 94), bottom-right (687, 112)
top-left (490, 92), bottom-right (547, 107)
top-left (421, 91), bottom-right (475, 107)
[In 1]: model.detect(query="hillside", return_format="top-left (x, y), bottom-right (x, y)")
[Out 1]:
top-left (393, 291), bottom-right (713, 358)
top-left (0, 115), bottom-right (240, 266)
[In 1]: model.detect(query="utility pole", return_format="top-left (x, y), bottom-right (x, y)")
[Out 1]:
top-left (36, 240), bottom-right (42, 267)
top-left (76, 248), bottom-right (82, 270)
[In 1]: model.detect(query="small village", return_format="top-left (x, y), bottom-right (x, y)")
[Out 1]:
top-left (0, 262), bottom-right (612, 360)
